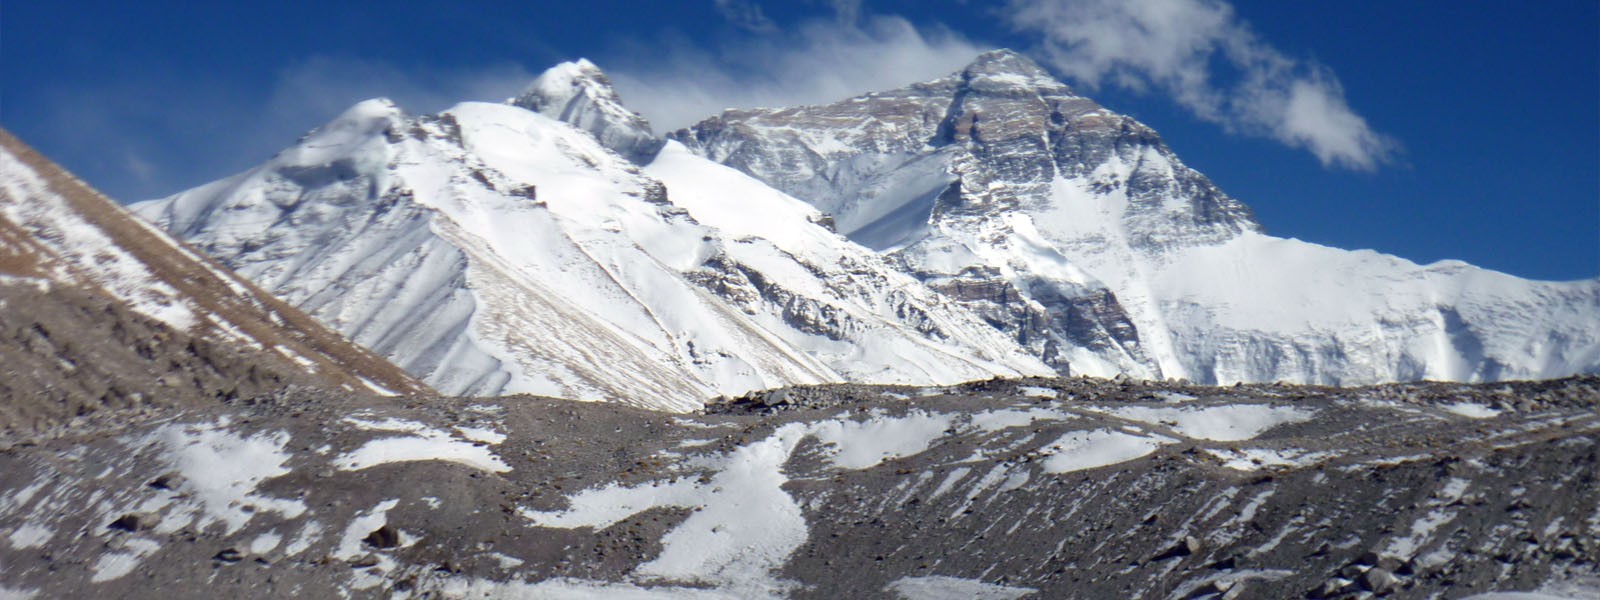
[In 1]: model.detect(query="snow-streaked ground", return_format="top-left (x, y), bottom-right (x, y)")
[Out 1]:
top-left (1, 376), bottom-right (1596, 598)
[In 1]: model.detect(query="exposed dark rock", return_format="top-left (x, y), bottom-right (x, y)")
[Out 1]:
top-left (363, 525), bottom-right (400, 549)
top-left (108, 514), bottom-right (147, 533)
top-left (1155, 535), bottom-right (1203, 561)
top-left (1359, 567), bottom-right (1399, 595)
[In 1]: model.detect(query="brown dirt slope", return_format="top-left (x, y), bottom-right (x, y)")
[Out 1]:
top-left (0, 128), bottom-right (432, 432)
top-left (0, 278), bottom-right (311, 434)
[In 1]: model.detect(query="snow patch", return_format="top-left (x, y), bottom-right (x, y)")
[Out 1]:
top-left (335, 420), bottom-right (510, 473)
top-left (488, 552), bottom-right (525, 570)
top-left (90, 538), bottom-right (161, 582)
top-left (928, 467), bottom-right (972, 501)
top-left (1152, 390), bottom-right (1197, 402)
top-left (430, 577), bottom-right (740, 599)
top-left (967, 407), bottom-right (1072, 432)
top-left (522, 423), bottom-right (812, 597)
top-left (145, 422), bottom-right (306, 534)
top-left (335, 499), bottom-right (399, 561)
top-left (886, 575), bottom-right (1037, 599)
top-left (249, 531), bottom-right (282, 555)
top-left (1384, 508), bottom-right (1458, 559)
top-left (454, 425), bottom-right (507, 445)
top-left (1016, 386), bottom-right (1056, 399)
top-left (6, 523), bottom-right (52, 549)
top-left (343, 416), bottom-right (431, 433)
top-left (1207, 447), bottom-right (1336, 471)
top-left (808, 411), bottom-right (954, 469)
top-left (1036, 429), bottom-right (1174, 474)
top-left (283, 521), bottom-right (323, 557)
top-left (1442, 402), bottom-right (1503, 419)
top-left (359, 377), bottom-right (400, 397)
top-left (1092, 404), bottom-right (1315, 441)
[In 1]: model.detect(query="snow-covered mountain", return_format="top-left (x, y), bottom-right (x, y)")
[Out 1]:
top-left (134, 65), bottom-right (1051, 411)
top-left (0, 127), bottom-right (428, 407)
top-left (675, 49), bottom-right (1600, 385)
top-left (136, 51), bottom-right (1598, 402)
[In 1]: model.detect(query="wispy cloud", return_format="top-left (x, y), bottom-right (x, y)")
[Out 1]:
top-left (31, 0), bottom-right (1394, 203)
top-left (605, 16), bottom-right (986, 132)
top-left (811, 0), bottom-right (864, 24)
top-left (31, 58), bottom-right (534, 202)
top-left (713, 0), bottom-right (778, 32)
top-left (259, 57), bottom-right (534, 132)
top-left (1006, 0), bottom-right (1396, 170)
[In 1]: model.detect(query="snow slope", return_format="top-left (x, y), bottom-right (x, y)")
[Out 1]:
top-left (676, 49), bottom-right (1600, 385)
top-left (136, 65), bottom-right (1050, 410)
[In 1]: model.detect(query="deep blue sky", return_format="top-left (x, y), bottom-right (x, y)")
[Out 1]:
top-left (3, 0), bottom-right (1596, 280)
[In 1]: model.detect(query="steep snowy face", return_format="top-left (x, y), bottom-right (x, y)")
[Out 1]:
top-left (139, 100), bottom-right (515, 397)
top-left (674, 49), bottom-right (1247, 378)
top-left (676, 49), bottom-right (1600, 385)
top-left (0, 127), bottom-right (428, 397)
top-left (509, 59), bottom-right (663, 164)
top-left (674, 50), bottom-right (1256, 255)
top-left (137, 93), bottom-right (1051, 410)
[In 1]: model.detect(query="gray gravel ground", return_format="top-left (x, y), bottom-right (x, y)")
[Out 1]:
top-left (1, 376), bottom-right (1596, 599)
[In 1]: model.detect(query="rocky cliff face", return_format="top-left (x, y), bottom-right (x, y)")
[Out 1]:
top-left (135, 72), bottom-right (1052, 410)
top-left (675, 50), bottom-right (1600, 385)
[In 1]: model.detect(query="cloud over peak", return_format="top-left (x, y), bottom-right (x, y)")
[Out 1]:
top-left (1007, 0), bottom-right (1396, 170)
top-left (607, 16), bottom-right (986, 132)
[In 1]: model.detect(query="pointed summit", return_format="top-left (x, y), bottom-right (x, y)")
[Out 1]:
top-left (510, 59), bottom-right (664, 164)
top-left (965, 49), bottom-right (1046, 75)
top-left (958, 49), bottom-right (1076, 96)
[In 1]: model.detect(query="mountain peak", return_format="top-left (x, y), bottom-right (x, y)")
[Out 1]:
top-left (511, 59), bottom-right (606, 106)
top-left (967, 49), bottom-right (1036, 70)
top-left (510, 59), bottom-right (663, 164)
top-left (958, 49), bottom-right (1074, 95)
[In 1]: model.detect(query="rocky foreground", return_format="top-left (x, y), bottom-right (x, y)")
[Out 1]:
top-left (1, 376), bottom-right (1597, 599)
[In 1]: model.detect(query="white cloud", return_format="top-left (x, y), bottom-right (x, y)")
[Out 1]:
top-left (1007, 0), bottom-right (1396, 170)
top-left (604, 16), bottom-right (987, 132)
